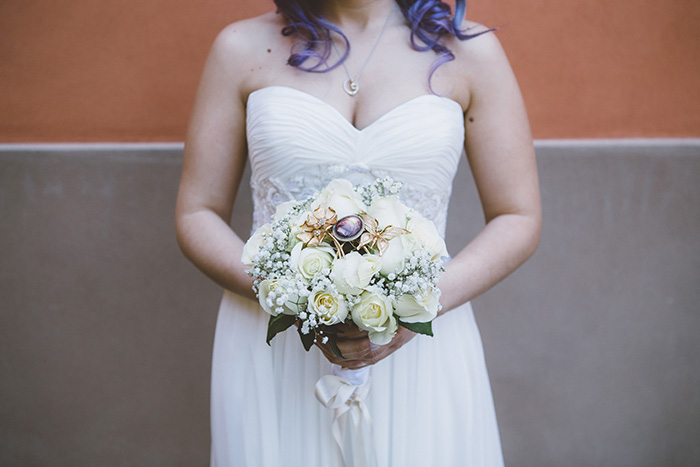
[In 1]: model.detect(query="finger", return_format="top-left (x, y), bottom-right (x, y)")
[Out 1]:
top-left (335, 325), bottom-right (368, 340)
top-left (338, 345), bottom-right (390, 369)
top-left (315, 341), bottom-right (367, 367)
top-left (336, 336), bottom-right (374, 360)
top-left (361, 329), bottom-right (414, 365)
top-left (318, 346), bottom-right (356, 366)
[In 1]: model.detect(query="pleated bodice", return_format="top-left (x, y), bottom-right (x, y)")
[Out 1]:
top-left (246, 86), bottom-right (465, 236)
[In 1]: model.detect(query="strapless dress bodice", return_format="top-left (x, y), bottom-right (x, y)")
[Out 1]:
top-left (246, 86), bottom-right (465, 235)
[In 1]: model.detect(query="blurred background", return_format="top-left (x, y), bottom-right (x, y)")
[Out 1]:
top-left (1, 0), bottom-right (699, 465)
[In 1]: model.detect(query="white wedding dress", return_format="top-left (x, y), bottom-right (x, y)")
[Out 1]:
top-left (210, 86), bottom-right (504, 466)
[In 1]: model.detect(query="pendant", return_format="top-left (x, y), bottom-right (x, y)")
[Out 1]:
top-left (343, 79), bottom-right (359, 96)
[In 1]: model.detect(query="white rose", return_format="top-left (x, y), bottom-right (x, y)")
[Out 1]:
top-left (378, 233), bottom-right (427, 275)
top-left (309, 290), bottom-right (348, 325)
top-left (241, 223), bottom-right (272, 267)
top-left (273, 200), bottom-right (297, 221)
top-left (394, 289), bottom-right (441, 323)
top-left (258, 279), bottom-right (300, 316)
top-left (351, 290), bottom-right (397, 345)
top-left (312, 179), bottom-right (366, 220)
top-left (406, 215), bottom-right (448, 260)
top-left (290, 243), bottom-right (335, 280)
top-left (377, 237), bottom-right (404, 275)
top-left (331, 251), bottom-right (382, 295)
top-left (367, 196), bottom-right (409, 230)
top-left (287, 211), bottom-right (308, 250)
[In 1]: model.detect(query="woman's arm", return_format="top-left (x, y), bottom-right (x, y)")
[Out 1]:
top-left (438, 29), bottom-right (542, 313)
top-left (175, 24), bottom-right (258, 301)
top-left (321, 30), bottom-right (541, 368)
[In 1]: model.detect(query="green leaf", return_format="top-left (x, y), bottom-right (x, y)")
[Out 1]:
top-left (266, 314), bottom-right (297, 345)
top-left (399, 320), bottom-right (433, 336)
top-left (298, 326), bottom-right (315, 351)
top-left (328, 337), bottom-right (344, 359)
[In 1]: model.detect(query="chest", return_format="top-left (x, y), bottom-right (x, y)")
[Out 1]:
top-left (244, 30), bottom-right (466, 131)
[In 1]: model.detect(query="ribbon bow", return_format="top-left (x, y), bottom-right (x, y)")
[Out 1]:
top-left (315, 365), bottom-right (377, 467)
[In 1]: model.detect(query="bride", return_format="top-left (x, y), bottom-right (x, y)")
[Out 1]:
top-left (176, 0), bottom-right (541, 465)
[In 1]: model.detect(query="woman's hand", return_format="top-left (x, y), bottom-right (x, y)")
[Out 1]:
top-left (316, 323), bottom-right (417, 369)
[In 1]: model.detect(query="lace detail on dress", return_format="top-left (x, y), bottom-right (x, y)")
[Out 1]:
top-left (399, 185), bottom-right (451, 235)
top-left (250, 163), bottom-right (451, 235)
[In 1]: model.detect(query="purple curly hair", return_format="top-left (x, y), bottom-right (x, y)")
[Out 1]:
top-left (273, 0), bottom-right (492, 89)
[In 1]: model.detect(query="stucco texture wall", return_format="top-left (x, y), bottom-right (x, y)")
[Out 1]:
top-left (0, 0), bottom-right (698, 142)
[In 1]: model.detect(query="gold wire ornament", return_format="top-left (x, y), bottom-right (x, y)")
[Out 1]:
top-left (297, 205), bottom-right (339, 247)
top-left (357, 213), bottom-right (409, 256)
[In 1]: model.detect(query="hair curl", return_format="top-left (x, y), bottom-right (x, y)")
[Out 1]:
top-left (273, 0), bottom-right (492, 89)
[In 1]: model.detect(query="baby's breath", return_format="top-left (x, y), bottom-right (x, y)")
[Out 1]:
top-left (244, 176), bottom-right (444, 347)
top-left (356, 176), bottom-right (403, 206)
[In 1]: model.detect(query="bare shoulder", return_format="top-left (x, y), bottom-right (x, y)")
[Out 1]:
top-left (210, 12), bottom-right (283, 63)
top-left (199, 11), bottom-right (289, 97)
top-left (444, 21), bottom-right (518, 106)
top-left (450, 21), bottom-right (509, 71)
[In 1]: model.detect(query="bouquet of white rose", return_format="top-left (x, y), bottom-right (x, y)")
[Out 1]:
top-left (242, 177), bottom-right (447, 356)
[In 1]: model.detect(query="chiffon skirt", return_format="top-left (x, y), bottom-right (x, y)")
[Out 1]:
top-left (210, 290), bottom-right (504, 466)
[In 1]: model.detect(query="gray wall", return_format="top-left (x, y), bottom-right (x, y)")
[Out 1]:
top-left (1, 140), bottom-right (698, 466)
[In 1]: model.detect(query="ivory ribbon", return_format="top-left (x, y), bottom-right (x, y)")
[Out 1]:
top-left (315, 365), bottom-right (377, 467)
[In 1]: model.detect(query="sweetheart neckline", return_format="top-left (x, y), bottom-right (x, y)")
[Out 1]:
top-left (247, 85), bottom-right (464, 132)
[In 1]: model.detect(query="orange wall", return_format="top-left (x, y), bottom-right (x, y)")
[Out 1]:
top-left (0, 0), bottom-right (698, 142)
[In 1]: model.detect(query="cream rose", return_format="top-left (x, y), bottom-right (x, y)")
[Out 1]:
top-left (405, 215), bottom-right (448, 260)
top-left (258, 279), bottom-right (300, 316)
top-left (331, 251), bottom-right (382, 295)
top-left (241, 223), bottom-right (272, 267)
top-left (394, 289), bottom-right (441, 323)
top-left (312, 179), bottom-right (366, 219)
top-left (290, 243), bottom-right (334, 280)
top-left (286, 211), bottom-right (309, 250)
top-left (378, 236), bottom-right (412, 275)
top-left (309, 290), bottom-right (348, 325)
top-left (367, 195), bottom-right (409, 230)
top-left (351, 290), bottom-right (398, 345)
top-left (272, 200), bottom-right (297, 221)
